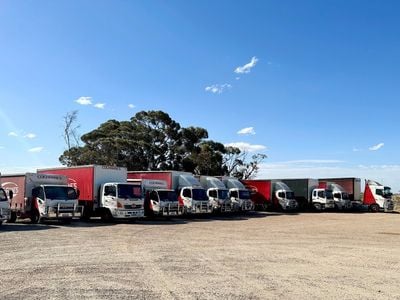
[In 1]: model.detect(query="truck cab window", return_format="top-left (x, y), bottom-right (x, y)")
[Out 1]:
top-left (278, 192), bottom-right (285, 198)
top-left (230, 191), bottom-right (238, 198)
top-left (150, 191), bottom-right (159, 202)
top-left (333, 192), bottom-right (341, 199)
top-left (182, 189), bottom-right (191, 198)
top-left (104, 186), bottom-right (116, 197)
top-left (0, 189), bottom-right (7, 201)
top-left (375, 189), bottom-right (383, 196)
top-left (317, 191), bottom-right (325, 198)
top-left (209, 190), bottom-right (217, 198)
top-left (32, 187), bottom-right (45, 199)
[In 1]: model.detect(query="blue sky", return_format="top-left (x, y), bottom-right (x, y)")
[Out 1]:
top-left (1, 1), bottom-right (399, 191)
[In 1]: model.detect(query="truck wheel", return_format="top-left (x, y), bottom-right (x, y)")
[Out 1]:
top-left (101, 209), bottom-right (114, 222)
top-left (370, 204), bottom-right (380, 213)
top-left (30, 210), bottom-right (41, 224)
top-left (8, 212), bottom-right (17, 223)
top-left (314, 203), bottom-right (322, 211)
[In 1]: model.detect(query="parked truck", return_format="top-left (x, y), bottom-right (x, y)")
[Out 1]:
top-left (219, 177), bottom-right (253, 211)
top-left (241, 179), bottom-right (298, 211)
top-left (128, 171), bottom-right (212, 214)
top-left (1, 173), bottom-right (80, 223)
top-left (38, 165), bottom-right (144, 221)
top-left (319, 177), bottom-right (362, 208)
top-left (0, 172), bottom-right (13, 225)
top-left (128, 178), bottom-right (182, 217)
top-left (279, 179), bottom-right (335, 211)
top-left (318, 181), bottom-right (352, 210)
top-left (363, 179), bottom-right (394, 212)
top-left (197, 176), bottom-right (232, 213)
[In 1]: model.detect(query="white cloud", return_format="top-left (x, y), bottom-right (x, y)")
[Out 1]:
top-left (75, 96), bottom-right (92, 105)
top-left (234, 56), bottom-right (258, 74)
top-left (28, 147), bottom-right (44, 153)
top-left (369, 143), bottom-right (384, 151)
top-left (8, 132), bottom-right (18, 137)
top-left (236, 77), bottom-right (240, 80)
top-left (205, 83), bottom-right (232, 94)
top-left (237, 127), bottom-right (256, 135)
top-left (94, 103), bottom-right (106, 109)
top-left (24, 133), bottom-right (36, 139)
top-left (225, 142), bottom-right (266, 152)
top-left (279, 159), bottom-right (344, 165)
top-left (128, 104), bottom-right (135, 109)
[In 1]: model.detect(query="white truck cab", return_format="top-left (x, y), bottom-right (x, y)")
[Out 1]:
top-left (311, 188), bottom-right (335, 211)
top-left (273, 182), bottom-right (298, 211)
top-left (364, 180), bottom-right (394, 212)
top-left (198, 176), bottom-right (232, 213)
top-left (0, 187), bottom-right (12, 225)
top-left (136, 179), bottom-right (182, 217)
top-left (221, 177), bottom-right (253, 212)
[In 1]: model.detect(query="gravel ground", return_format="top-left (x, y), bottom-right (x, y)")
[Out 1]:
top-left (1, 212), bottom-right (399, 300)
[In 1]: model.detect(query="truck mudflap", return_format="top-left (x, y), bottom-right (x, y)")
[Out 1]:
top-left (45, 203), bottom-right (83, 219)
top-left (0, 207), bottom-right (10, 222)
top-left (160, 203), bottom-right (183, 216)
top-left (190, 201), bottom-right (212, 214)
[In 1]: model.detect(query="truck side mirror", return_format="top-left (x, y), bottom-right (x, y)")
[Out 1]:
top-left (76, 189), bottom-right (80, 198)
top-left (8, 190), bottom-right (13, 199)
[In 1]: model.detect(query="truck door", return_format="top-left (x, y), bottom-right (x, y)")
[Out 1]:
top-left (32, 187), bottom-right (46, 216)
top-left (103, 184), bottom-right (117, 208)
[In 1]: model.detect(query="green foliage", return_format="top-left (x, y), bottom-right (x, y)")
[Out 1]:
top-left (59, 110), bottom-right (267, 176)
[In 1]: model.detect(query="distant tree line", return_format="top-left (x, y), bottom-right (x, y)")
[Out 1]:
top-left (60, 110), bottom-right (266, 179)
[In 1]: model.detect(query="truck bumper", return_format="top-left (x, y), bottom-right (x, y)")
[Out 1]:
top-left (190, 202), bottom-right (213, 214)
top-left (114, 209), bottom-right (145, 218)
top-left (160, 204), bottom-right (183, 216)
top-left (0, 208), bottom-right (10, 222)
top-left (45, 204), bottom-right (83, 219)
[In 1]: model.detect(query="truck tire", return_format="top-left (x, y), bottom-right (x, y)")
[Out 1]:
top-left (101, 209), bottom-right (114, 222)
top-left (30, 210), bottom-right (41, 224)
top-left (8, 212), bottom-right (17, 223)
top-left (0, 220), bottom-right (3, 226)
top-left (313, 203), bottom-right (322, 211)
top-left (370, 204), bottom-right (380, 213)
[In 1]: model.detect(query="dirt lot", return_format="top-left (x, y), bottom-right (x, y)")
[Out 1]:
top-left (1, 212), bottom-right (399, 300)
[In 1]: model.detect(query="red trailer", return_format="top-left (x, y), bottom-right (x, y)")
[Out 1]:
top-left (241, 179), bottom-right (298, 211)
top-left (38, 165), bottom-right (144, 221)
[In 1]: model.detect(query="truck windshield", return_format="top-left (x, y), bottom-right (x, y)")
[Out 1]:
top-left (286, 192), bottom-right (295, 200)
top-left (218, 189), bottom-right (229, 200)
top-left (384, 187), bottom-right (393, 198)
top-left (325, 190), bottom-right (333, 199)
top-left (44, 186), bottom-right (77, 200)
top-left (192, 189), bottom-right (208, 201)
top-left (118, 184), bottom-right (142, 199)
top-left (157, 191), bottom-right (178, 202)
top-left (342, 192), bottom-right (350, 200)
top-left (239, 190), bottom-right (251, 200)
